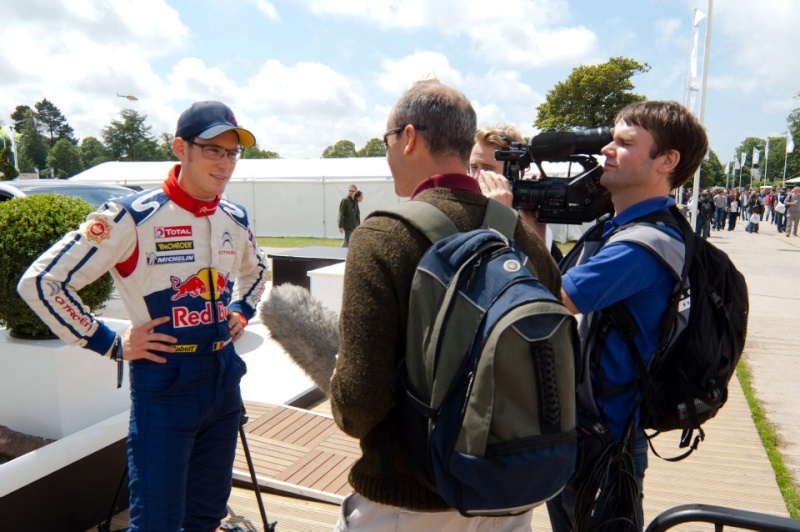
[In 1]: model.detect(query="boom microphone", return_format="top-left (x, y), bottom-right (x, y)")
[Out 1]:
top-left (258, 284), bottom-right (339, 395)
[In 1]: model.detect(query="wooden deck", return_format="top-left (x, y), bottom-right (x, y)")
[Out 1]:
top-left (232, 402), bottom-right (360, 505)
top-left (95, 374), bottom-right (791, 531)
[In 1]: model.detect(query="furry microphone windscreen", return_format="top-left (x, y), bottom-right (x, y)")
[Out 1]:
top-left (259, 284), bottom-right (339, 395)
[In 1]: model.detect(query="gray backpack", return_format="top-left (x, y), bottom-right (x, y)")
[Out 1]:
top-left (371, 199), bottom-right (579, 516)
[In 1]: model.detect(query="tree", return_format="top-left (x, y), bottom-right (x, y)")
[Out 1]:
top-left (47, 138), bottom-right (84, 178)
top-left (79, 136), bottom-right (110, 169)
top-left (357, 138), bottom-right (386, 157)
top-left (102, 109), bottom-right (158, 161)
top-left (10, 105), bottom-right (31, 132)
top-left (34, 99), bottom-right (76, 147)
top-left (785, 107), bottom-right (800, 181)
top-left (535, 57), bottom-right (650, 130)
top-left (687, 150), bottom-right (724, 189)
top-left (733, 137), bottom-right (767, 188)
top-left (17, 109), bottom-right (49, 174)
top-left (242, 145), bottom-right (280, 159)
top-left (1, 144), bottom-right (18, 180)
top-left (322, 140), bottom-right (357, 158)
top-left (154, 133), bottom-right (178, 161)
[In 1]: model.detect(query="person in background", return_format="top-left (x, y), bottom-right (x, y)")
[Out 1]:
top-left (330, 79), bottom-right (559, 531)
top-left (18, 101), bottom-right (268, 531)
top-left (728, 192), bottom-right (740, 231)
top-left (746, 190), bottom-right (762, 233)
top-left (785, 186), bottom-right (800, 237)
top-left (338, 184), bottom-right (361, 247)
top-left (696, 190), bottom-right (713, 239)
top-left (774, 187), bottom-right (788, 233)
top-left (712, 188), bottom-right (727, 231)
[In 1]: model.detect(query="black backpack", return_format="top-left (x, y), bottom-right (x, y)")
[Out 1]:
top-left (699, 197), bottom-right (714, 218)
top-left (563, 205), bottom-right (749, 460)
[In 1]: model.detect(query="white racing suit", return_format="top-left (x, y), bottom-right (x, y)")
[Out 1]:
top-left (18, 165), bottom-right (268, 531)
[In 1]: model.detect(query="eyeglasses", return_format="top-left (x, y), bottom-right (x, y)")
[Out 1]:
top-left (187, 140), bottom-right (243, 161)
top-left (382, 124), bottom-right (428, 148)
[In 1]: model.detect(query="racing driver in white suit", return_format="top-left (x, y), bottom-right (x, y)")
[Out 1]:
top-left (18, 101), bottom-right (268, 531)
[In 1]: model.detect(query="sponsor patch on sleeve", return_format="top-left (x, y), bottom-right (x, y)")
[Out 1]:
top-left (85, 217), bottom-right (112, 243)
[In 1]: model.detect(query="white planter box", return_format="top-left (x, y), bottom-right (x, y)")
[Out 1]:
top-left (0, 318), bottom-right (131, 440)
top-left (308, 261), bottom-right (346, 314)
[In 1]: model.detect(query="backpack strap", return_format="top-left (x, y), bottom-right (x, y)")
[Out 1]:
top-left (373, 201), bottom-right (459, 243)
top-left (482, 198), bottom-right (519, 239)
top-left (370, 198), bottom-right (519, 244)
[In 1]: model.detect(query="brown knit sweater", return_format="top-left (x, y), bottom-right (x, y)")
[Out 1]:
top-left (329, 186), bottom-right (562, 511)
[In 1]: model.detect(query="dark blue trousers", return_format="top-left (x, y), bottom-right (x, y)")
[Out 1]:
top-left (127, 345), bottom-right (246, 531)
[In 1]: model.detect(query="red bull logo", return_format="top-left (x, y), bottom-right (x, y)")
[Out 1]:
top-left (170, 268), bottom-right (230, 302)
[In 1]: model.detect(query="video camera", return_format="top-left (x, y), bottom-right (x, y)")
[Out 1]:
top-left (494, 127), bottom-right (614, 224)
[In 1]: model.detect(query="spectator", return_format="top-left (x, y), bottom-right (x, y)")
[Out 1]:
top-left (712, 188), bottom-right (727, 230)
top-left (746, 191), bottom-right (762, 233)
top-left (696, 190), bottom-right (713, 239)
top-left (775, 187), bottom-right (788, 233)
top-left (728, 192), bottom-right (740, 231)
top-left (330, 79), bottom-right (559, 531)
top-left (338, 184), bottom-right (361, 247)
top-left (785, 186), bottom-right (800, 237)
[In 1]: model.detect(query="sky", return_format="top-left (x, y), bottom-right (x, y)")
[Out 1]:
top-left (2, 0), bottom-right (799, 169)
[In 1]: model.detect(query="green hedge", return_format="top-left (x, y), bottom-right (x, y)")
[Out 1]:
top-left (0, 194), bottom-right (114, 338)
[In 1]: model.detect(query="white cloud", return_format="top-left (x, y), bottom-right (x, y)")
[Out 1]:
top-left (301, 0), bottom-right (597, 69)
top-left (251, 0), bottom-right (280, 21)
top-left (376, 52), bottom-right (465, 95)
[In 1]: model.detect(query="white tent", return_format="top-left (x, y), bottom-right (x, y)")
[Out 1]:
top-left (785, 175), bottom-right (800, 184)
top-left (71, 158), bottom-right (401, 238)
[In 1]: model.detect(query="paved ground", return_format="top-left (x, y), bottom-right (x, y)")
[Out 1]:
top-left (704, 215), bottom-right (800, 490)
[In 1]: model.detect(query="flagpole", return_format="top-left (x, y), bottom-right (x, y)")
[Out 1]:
top-left (738, 152), bottom-right (744, 189)
top-left (764, 138), bottom-right (770, 184)
top-left (749, 151), bottom-right (755, 189)
top-left (690, 0), bottom-right (712, 224)
top-left (784, 135), bottom-right (789, 187)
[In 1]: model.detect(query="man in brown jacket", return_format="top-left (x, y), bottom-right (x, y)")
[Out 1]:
top-left (330, 80), bottom-right (561, 531)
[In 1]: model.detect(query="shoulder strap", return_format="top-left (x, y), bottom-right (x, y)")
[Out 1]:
top-left (482, 198), bottom-right (519, 239)
top-left (372, 202), bottom-right (459, 243)
top-left (369, 199), bottom-right (519, 244)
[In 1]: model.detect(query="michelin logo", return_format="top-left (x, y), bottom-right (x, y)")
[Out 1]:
top-left (153, 254), bottom-right (195, 265)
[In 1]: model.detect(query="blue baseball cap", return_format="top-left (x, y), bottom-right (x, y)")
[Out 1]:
top-left (175, 101), bottom-right (256, 147)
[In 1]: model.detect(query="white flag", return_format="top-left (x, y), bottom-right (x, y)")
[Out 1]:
top-left (690, 9), bottom-right (706, 80)
top-left (734, 158), bottom-right (740, 170)
top-left (686, 9), bottom-right (706, 112)
top-left (752, 148), bottom-right (760, 165)
top-left (788, 133), bottom-right (795, 154)
top-left (740, 152), bottom-right (747, 167)
top-left (724, 162), bottom-right (730, 175)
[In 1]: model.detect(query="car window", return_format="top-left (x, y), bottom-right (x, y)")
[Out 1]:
top-left (25, 186), bottom-right (132, 207)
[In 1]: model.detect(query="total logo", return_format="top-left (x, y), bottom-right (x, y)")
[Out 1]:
top-left (170, 268), bottom-right (230, 302)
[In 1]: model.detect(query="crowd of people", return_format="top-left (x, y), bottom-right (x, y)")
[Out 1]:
top-left (689, 185), bottom-right (800, 238)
